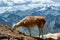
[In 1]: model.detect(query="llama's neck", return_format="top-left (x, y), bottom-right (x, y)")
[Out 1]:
top-left (12, 23), bottom-right (21, 30)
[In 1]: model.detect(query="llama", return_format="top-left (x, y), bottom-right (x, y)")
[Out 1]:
top-left (11, 16), bottom-right (46, 38)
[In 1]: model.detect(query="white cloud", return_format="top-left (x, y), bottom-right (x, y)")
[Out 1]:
top-left (0, 0), bottom-right (60, 13)
top-left (31, 0), bottom-right (52, 3)
top-left (40, 0), bottom-right (53, 3)
top-left (7, 2), bottom-right (13, 6)
top-left (14, 5), bottom-right (30, 11)
top-left (0, 0), bottom-right (54, 5)
top-left (52, 0), bottom-right (60, 2)
top-left (32, 0), bottom-right (41, 3)
top-left (32, 0), bottom-right (37, 2)
top-left (12, 0), bottom-right (25, 3)
top-left (28, 4), bottom-right (38, 8)
top-left (0, 7), bottom-right (6, 13)
top-left (2, 0), bottom-right (8, 3)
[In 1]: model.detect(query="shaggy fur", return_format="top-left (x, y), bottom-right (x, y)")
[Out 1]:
top-left (12, 16), bottom-right (46, 38)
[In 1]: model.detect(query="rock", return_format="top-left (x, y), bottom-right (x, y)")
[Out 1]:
top-left (45, 38), bottom-right (55, 40)
top-left (1, 24), bottom-right (60, 40)
top-left (0, 24), bottom-right (42, 40)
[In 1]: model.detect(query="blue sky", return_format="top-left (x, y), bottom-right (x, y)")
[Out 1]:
top-left (0, 0), bottom-right (60, 13)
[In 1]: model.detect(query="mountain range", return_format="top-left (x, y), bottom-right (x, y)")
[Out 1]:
top-left (0, 6), bottom-right (60, 35)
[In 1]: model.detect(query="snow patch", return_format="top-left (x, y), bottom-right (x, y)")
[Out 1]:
top-left (40, 33), bottom-right (60, 39)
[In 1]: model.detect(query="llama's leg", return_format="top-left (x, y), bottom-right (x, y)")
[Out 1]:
top-left (38, 23), bottom-right (44, 38)
top-left (38, 26), bottom-right (43, 38)
top-left (28, 27), bottom-right (31, 37)
top-left (41, 29), bottom-right (43, 38)
top-left (38, 27), bottom-right (41, 38)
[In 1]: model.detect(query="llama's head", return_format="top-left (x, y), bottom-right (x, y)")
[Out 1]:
top-left (11, 23), bottom-right (16, 32)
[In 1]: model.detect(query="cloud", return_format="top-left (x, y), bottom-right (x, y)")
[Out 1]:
top-left (0, 0), bottom-right (54, 6)
top-left (52, 0), bottom-right (60, 2)
top-left (0, 7), bottom-right (12, 13)
top-left (12, 0), bottom-right (25, 3)
top-left (0, 0), bottom-right (60, 13)
top-left (7, 2), bottom-right (14, 6)
top-left (32, 0), bottom-right (40, 2)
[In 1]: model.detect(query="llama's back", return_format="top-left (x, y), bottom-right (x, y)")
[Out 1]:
top-left (24, 16), bottom-right (45, 23)
top-left (19, 16), bottom-right (46, 27)
top-left (23, 16), bottom-right (45, 20)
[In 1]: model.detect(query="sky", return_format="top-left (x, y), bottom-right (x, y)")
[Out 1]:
top-left (0, 0), bottom-right (60, 13)
top-left (1, 0), bottom-right (60, 6)
top-left (0, 0), bottom-right (55, 6)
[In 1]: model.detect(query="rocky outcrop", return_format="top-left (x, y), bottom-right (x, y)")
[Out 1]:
top-left (0, 24), bottom-right (44, 40)
top-left (0, 24), bottom-right (60, 40)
